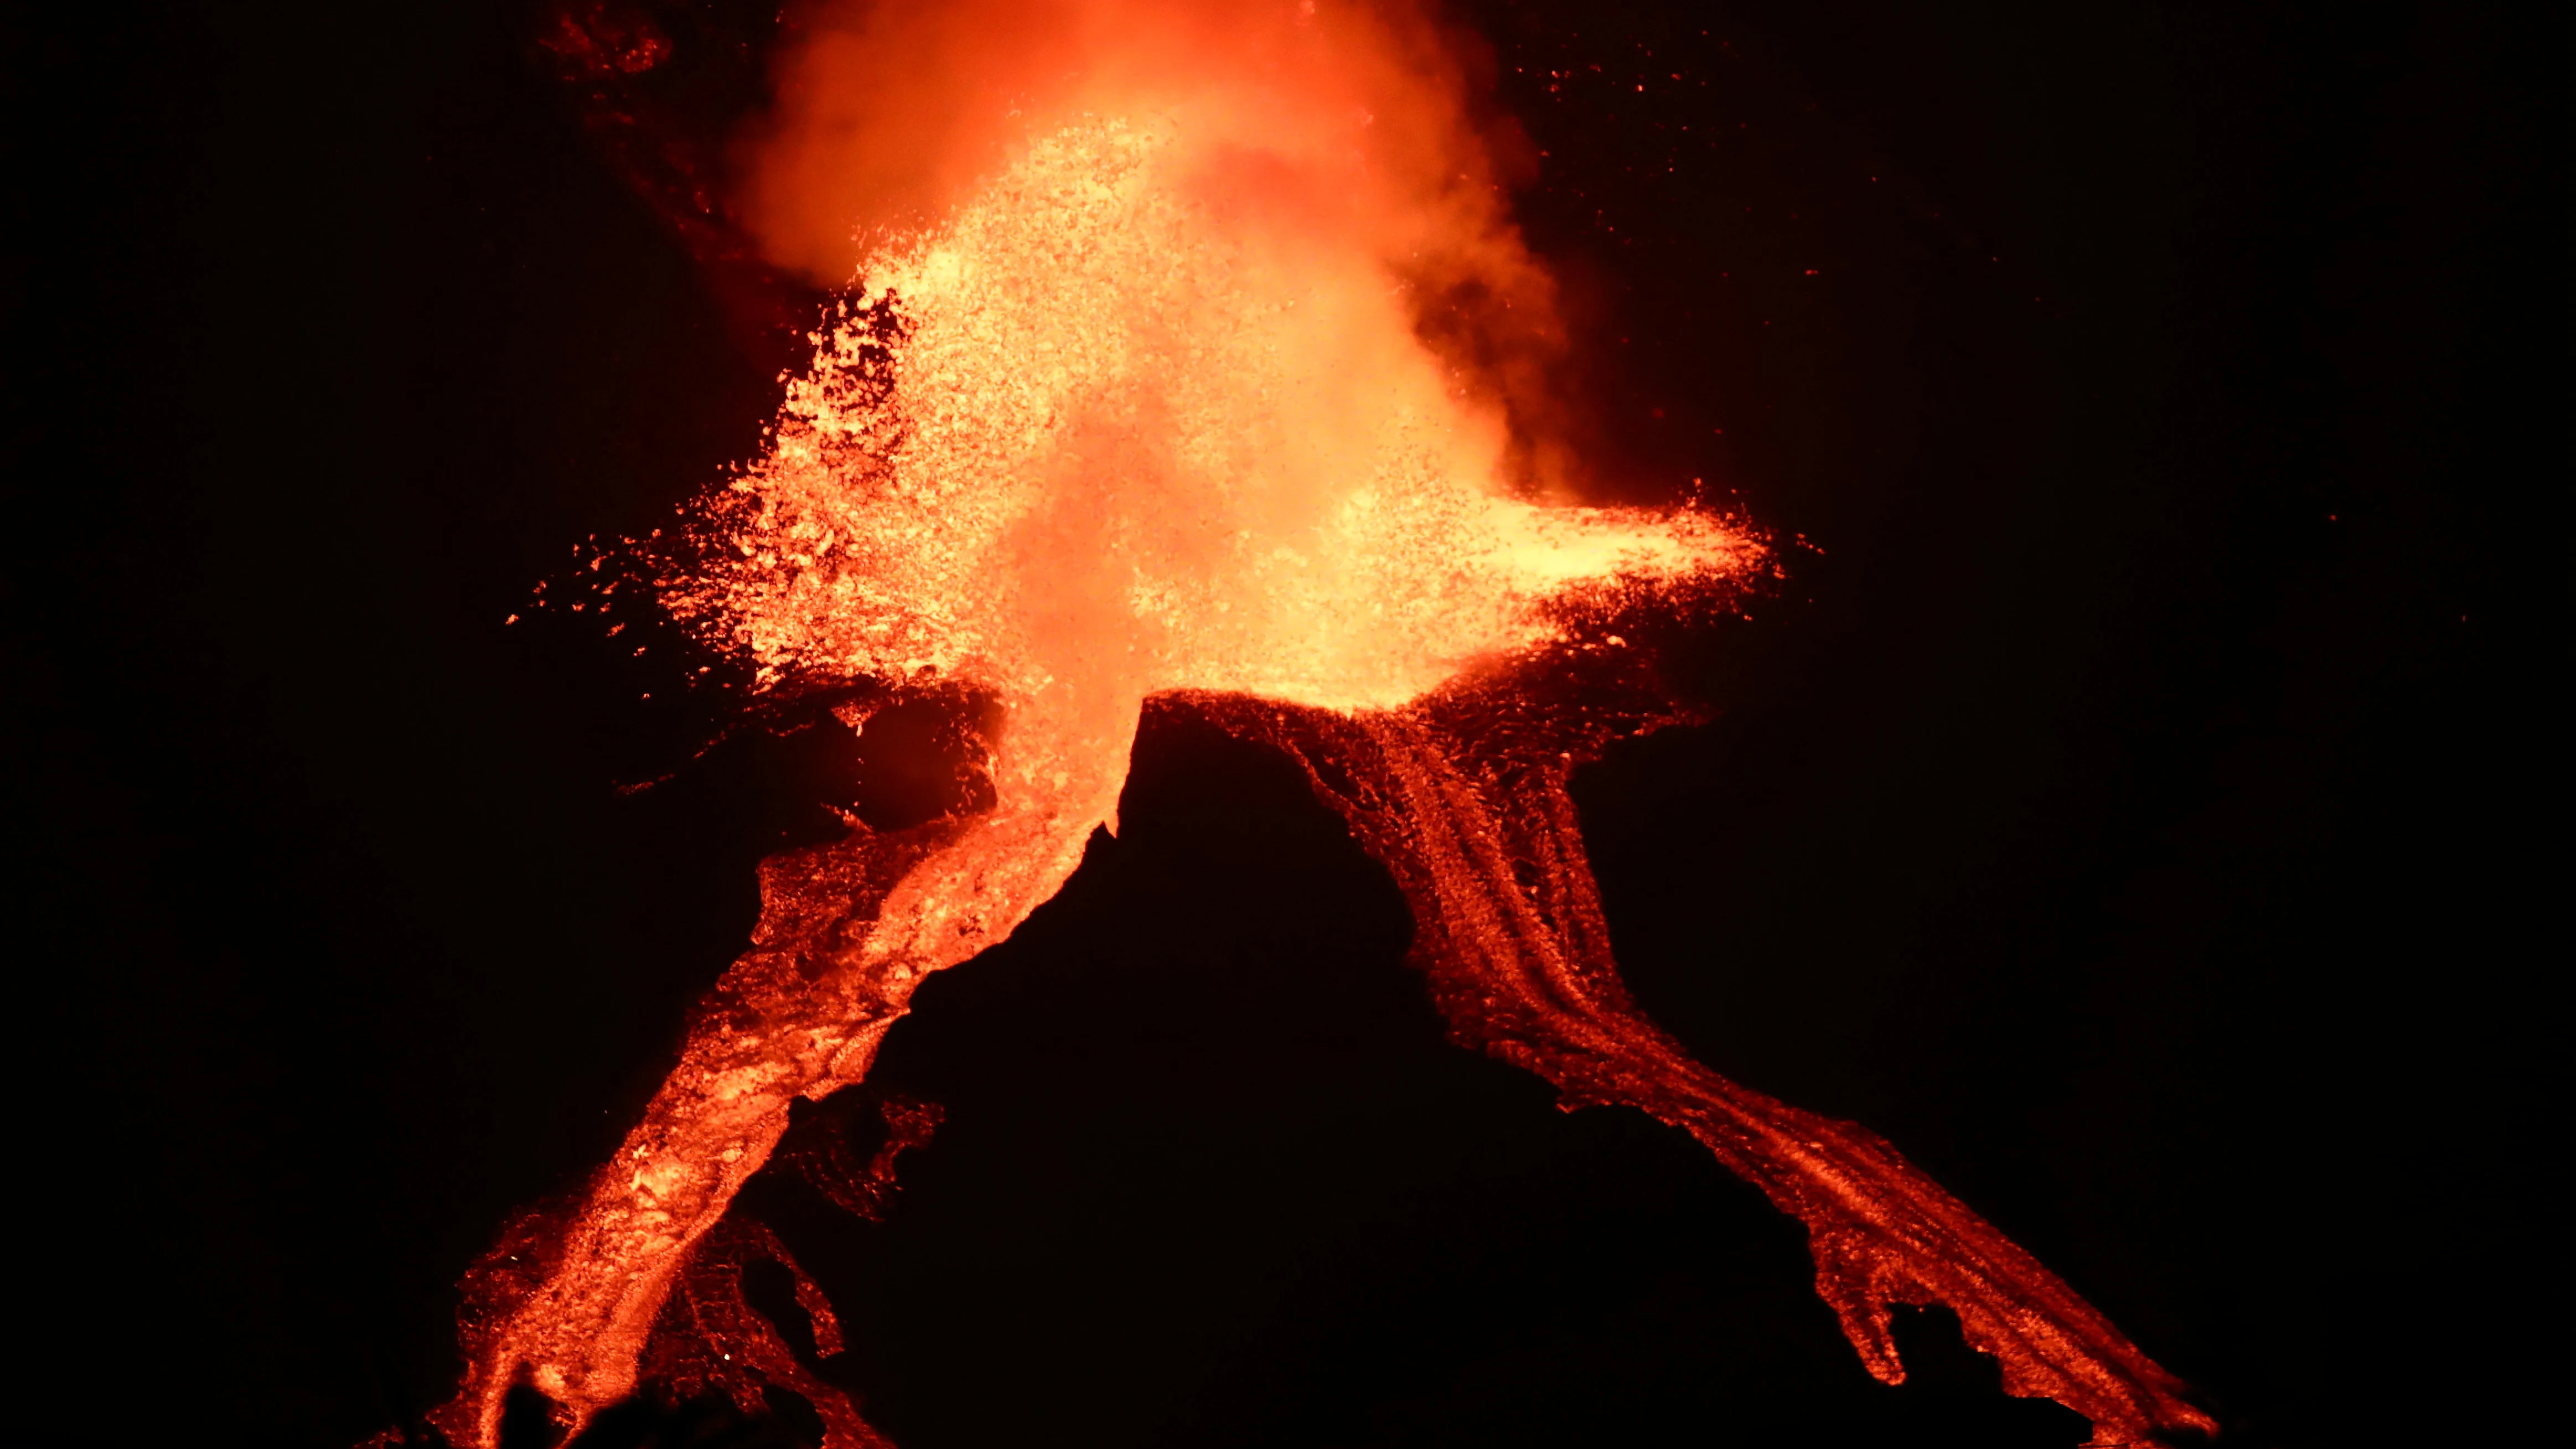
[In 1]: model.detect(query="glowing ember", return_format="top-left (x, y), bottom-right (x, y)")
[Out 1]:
top-left (430, 4), bottom-right (2215, 1447)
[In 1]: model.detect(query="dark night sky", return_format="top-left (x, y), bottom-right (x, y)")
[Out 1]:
top-left (7, 3), bottom-right (2560, 1447)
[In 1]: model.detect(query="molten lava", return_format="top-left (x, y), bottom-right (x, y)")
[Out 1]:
top-left (432, 4), bottom-right (2216, 1447)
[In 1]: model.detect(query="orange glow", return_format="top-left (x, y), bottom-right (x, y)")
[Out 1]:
top-left (430, 5), bottom-right (2213, 1447)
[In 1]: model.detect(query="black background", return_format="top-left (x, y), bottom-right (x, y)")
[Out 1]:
top-left (7, 2), bottom-right (2561, 1446)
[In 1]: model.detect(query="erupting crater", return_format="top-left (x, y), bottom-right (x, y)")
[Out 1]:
top-left (429, 4), bottom-right (2217, 1447)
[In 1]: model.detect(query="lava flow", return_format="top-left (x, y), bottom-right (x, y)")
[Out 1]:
top-left (431, 3), bottom-right (2217, 1447)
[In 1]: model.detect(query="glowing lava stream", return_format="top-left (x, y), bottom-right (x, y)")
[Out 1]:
top-left (432, 7), bottom-right (2217, 1446)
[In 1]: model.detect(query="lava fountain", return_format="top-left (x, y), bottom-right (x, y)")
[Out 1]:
top-left (431, 3), bottom-right (2217, 1446)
